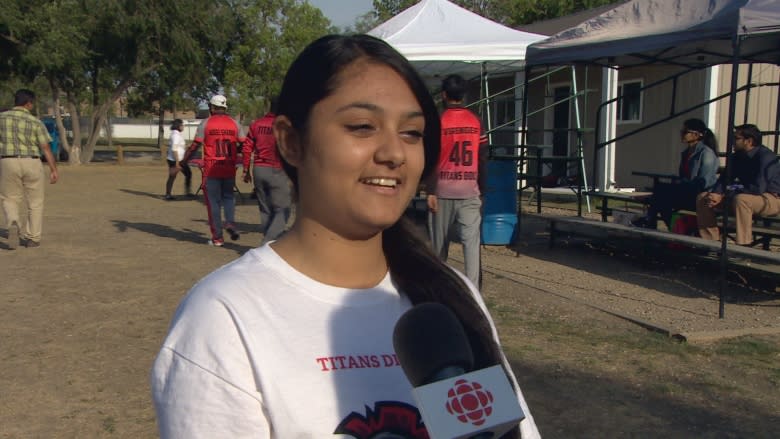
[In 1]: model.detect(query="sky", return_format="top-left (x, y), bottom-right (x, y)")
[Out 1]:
top-left (308, 0), bottom-right (375, 28)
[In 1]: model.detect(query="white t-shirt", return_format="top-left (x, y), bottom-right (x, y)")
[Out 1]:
top-left (151, 244), bottom-right (540, 438)
top-left (167, 129), bottom-right (186, 162)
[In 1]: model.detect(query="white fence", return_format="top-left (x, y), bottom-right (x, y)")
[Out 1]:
top-left (105, 119), bottom-right (202, 142)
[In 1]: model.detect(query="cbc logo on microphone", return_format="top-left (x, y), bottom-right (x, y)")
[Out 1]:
top-left (445, 378), bottom-right (494, 426)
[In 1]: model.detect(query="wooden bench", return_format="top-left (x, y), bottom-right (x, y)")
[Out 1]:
top-left (548, 215), bottom-right (780, 268)
top-left (585, 190), bottom-right (652, 222)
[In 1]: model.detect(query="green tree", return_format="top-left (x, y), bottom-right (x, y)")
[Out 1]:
top-left (223, 0), bottom-right (333, 121)
top-left (490, 0), bottom-right (617, 27)
top-left (367, 0), bottom-right (616, 28)
top-left (2, 0), bottom-right (90, 160)
top-left (1, 0), bottom-right (240, 164)
top-left (371, 0), bottom-right (419, 22)
top-left (345, 10), bottom-right (379, 34)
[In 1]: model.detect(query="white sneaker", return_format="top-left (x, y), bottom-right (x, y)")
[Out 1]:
top-left (208, 239), bottom-right (224, 247)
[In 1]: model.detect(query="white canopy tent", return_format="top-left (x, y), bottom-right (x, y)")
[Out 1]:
top-left (370, 0), bottom-right (590, 208)
top-left (368, 0), bottom-right (545, 79)
top-left (368, 0), bottom-right (547, 151)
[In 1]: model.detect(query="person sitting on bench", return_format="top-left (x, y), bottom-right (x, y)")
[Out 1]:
top-left (696, 123), bottom-right (780, 245)
top-left (632, 118), bottom-right (719, 229)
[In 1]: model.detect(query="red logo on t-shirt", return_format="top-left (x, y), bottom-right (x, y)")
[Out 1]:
top-left (445, 379), bottom-right (494, 426)
top-left (335, 401), bottom-right (429, 438)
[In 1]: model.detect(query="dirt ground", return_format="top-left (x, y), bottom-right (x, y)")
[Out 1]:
top-left (1, 162), bottom-right (778, 438)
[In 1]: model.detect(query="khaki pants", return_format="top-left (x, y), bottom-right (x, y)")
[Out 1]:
top-left (0, 157), bottom-right (45, 242)
top-left (696, 192), bottom-right (780, 245)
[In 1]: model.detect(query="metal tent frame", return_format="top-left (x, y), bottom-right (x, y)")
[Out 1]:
top-left (526, 0), bottom-right (780, 318)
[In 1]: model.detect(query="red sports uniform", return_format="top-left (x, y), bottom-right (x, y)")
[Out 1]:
top-left (435, 107), bottom-right (486, 199)
top-left (242, 112), bottom-right (281, 170)
top-left (191, 114), bottom-right (246, 178)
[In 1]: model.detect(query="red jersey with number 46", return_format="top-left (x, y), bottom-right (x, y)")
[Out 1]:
top-left (435, 107), bottom-right (486, 199)
top-left (194, 114), bottom-right (246, 178)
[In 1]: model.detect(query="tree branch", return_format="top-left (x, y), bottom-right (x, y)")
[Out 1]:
top-left (0, 32), bottom-right (24, 46)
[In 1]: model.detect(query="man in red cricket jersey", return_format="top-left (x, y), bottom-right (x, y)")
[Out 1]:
top-left (182, 95), bottom-right (246, 247)
top-left (427, 74), bottom-right (487, 287)
top-left (242, 96), bottom-right (292, 245)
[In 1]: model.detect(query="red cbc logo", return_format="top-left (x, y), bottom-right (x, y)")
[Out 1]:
top-left (445, 379), bottom-right (494, 426)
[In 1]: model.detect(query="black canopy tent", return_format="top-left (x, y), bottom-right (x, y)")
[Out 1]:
top-left (526, 0), bottom-right (780, 68)
top-left (525, 0), bottom-right (780, 318)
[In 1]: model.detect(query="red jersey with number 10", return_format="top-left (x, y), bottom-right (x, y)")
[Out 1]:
top-left (194, 114), bottom-right (246, 178)
top-left (435, 107), bottom-right (485, 199)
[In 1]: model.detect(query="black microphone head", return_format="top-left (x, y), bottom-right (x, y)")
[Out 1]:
top-left (393, 302), bottom-right (474, 387)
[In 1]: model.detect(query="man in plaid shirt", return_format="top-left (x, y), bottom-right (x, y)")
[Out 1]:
top-left (0, 89), bottom-right (59, 249)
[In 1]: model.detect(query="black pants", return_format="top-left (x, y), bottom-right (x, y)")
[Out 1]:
top-left (166, 159), bottom-right (193, 192)
top-left (646, 182), bottom-right (700, 227)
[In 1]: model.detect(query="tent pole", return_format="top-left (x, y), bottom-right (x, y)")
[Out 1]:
top-left (598, 65), bottom-right (618, 191)
top-left (482, 63), bottom-right (493, 145)
top-left (704, 66), bottom-right (721, 135)
top-left (571, 64), bottom-right (591, 215)
top-left (719, 36), bottom-right (742, 319)
top-left (743, 64), bottom-right (753, 125)
top-left (775, 80), bottom-right (780, 153)
top-left (518, 66), bottom-right (532, 234)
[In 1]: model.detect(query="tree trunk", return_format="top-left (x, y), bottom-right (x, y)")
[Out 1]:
top-left (106, 116), bottom-right (113, 149)
top-left (83, 78), bottom-right (135, 164)
top-left (84, 106), bottom-right (108, 163)
top-left (66, 95), bottom-right (83, 165)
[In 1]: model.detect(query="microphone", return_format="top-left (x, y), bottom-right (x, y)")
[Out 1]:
top-left (393, 303), bottom-right (525, 439)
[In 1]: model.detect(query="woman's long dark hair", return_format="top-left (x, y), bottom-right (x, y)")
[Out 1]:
top-left (684, 118), bottom-right (718, 152)
top-left (276, 34), bottom-right (519, 438)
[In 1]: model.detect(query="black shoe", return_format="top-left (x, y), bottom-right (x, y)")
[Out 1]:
top-left (226, 226), bottom-right (240, 241)
top-left (164, 195), bottom-right (175, 201)
top-left (24, 240), bottom-right (40, 248)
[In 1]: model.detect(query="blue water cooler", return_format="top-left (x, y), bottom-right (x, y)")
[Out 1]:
top-left (481, 160), bottom-right (518, 245)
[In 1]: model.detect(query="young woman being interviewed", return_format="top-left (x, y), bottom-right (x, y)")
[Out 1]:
top-left (151, 34), bottom-right (539, 438)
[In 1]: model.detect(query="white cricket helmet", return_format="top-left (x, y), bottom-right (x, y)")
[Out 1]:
top-left (209, 94), bottom-right (227, 109)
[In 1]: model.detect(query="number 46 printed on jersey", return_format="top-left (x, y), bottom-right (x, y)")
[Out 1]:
top-left (448, 141), bottom-right (473, 166)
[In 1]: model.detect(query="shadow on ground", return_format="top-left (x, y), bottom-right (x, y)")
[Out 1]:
top-left (119, 188), bottom-right (253, 206)
top-left (111, 219), bottom-right (255, 255)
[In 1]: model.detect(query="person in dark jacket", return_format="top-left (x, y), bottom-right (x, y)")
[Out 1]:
top-left (696, 123), bottom-right (780, 245)
top-left (633, 118), bottom-right (719, 229)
